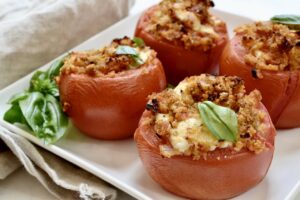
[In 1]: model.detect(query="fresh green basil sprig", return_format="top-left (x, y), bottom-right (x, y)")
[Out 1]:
top-left (132, 37), bottom-right (145, 47)
top-left (198, 101), bottom-right (238, 142)
top-left (115, 37), bottom-right (146, 67)
top-left (271, 15), bottom-right (300, 30)
top-left (115, 45), bottom-right (144, 67)
top-left (4, 58), bottom-right (68, 144)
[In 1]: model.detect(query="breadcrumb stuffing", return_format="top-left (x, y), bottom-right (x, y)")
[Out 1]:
top-left (235, 22), bottom-right (300, 75)
top-left (59, 37), bottom-right (156, 77)
top-left (145, 0), bottom-right (225, 50)
top-left (146, 75), bottom-right (268, 159)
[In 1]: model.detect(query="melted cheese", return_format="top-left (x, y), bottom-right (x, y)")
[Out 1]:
top-left (174, 6), bottom-right (217, 36)
top-left (139, 49), bottom-right (151, 63)
top-left (174, 9), bottom-right (202, 32)
top-left (159, 78), bottom-right (233, 156)
top-left (160, 115), bottom-right (220, 155)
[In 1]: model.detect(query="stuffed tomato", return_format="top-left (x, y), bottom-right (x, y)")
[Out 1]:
top-left (135, 74), bottom-right (275, 200)
top-left (135, 0), bottom-right (228, 84)
top-left (220, 21), bottom-right (300, 128)
top-left (57, 37), bottom-right (166, 140)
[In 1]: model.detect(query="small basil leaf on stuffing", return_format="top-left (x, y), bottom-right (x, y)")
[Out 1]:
top-left (251, 68), bottom-right (258, 79)
top-left (132, 37), bottom-right (145, 47)
top-left (115, 45), bottom-right (145, 67)
top-left (271, 15), bottom-right (300, 30)
top-left (198, 101), bottom-right (238, 142)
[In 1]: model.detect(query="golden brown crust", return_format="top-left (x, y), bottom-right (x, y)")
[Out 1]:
top-left (145, 0), bottom-right (225, 50)
top-left (59, 36), bottom-right (156, 77)
top-left (145, 75), bottom-right (267, 159)
top-left (235, 22), bottom-right (300, 72)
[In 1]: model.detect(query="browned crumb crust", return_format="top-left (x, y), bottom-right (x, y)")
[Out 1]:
top-left (145, 75), bottom-right (267, 159)
top-left (59, 36), bottom-right (156, 77)
top-left (235, 22), bottom-right (300, 73)
top-left (145, 0), bottom-right (225, 50)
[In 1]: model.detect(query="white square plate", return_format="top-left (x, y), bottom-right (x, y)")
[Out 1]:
top-left (0, 9), bottom-right (300, 200)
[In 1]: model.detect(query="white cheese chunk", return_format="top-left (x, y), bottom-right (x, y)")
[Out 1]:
top-left (139, 49), bottom-right (151, 63)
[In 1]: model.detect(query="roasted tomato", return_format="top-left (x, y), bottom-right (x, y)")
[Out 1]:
top-left (57, 37), bottom-right (166, 140)
top-left (220, 21), bottom-right (300, 128)
top-left (135, 0), bottom-right (228, 84)
top-left (135, 75), bottom-right (275, 200)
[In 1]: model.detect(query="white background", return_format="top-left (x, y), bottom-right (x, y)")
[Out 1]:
top-left (0, 0), bottom-right (299, 199)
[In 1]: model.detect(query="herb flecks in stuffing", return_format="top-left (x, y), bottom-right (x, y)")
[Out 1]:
top-left (146, 75), bottom-right (268, 160)
top-left (236, 22), bottom-right (300, 73)
top-left (59, 37), bottom-right (156, 77)
top-left (145, 0), bottom-right (225, 50)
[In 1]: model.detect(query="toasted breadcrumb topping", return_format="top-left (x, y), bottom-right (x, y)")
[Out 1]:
top-left (145, 0), bottom-right (225, 50)
top-left (235, 22), bottom-right (300, 75)
top-left (59, 37), bottom-right (156, 77)
top-left (146, 75), bottom-right (268, 159)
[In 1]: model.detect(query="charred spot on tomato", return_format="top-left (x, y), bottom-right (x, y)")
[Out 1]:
top-left (208, 93), bottom-right (217, 101)
top-left (251, 68), bottom-right (259, 79)
top-left (240, 133), bottom-right (251, 139)
top-left (180, 26), bottom-right (188, 34)
top-left (112, 36), bottom-right (131, 44)
top-left (242, 35), bottom-right (253, 41)
top-left (232, 77), bottom-right (244, 85)
top-left (155, 24), bottom-right (163, 31)
top-left (155, 132), bottom-right (162, 139)
top-left (146, 99), bottom-right (159, 113)
top-left (279, 37), bottom-right (292, 51)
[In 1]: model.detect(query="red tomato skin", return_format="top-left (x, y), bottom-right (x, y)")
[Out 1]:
top-left (59, 58), bottom-right (166, 140)
top-left (276, 75), bottom-right (300, 128)
top-left (220, 36), bottom-right (300, 128)
top-left (134, 104), bottom-right (275, 200)
top-left (135, 6), bottom-right (229, 85)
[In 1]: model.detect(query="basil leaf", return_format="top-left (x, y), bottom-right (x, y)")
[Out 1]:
top-left (47, 58), bottom-right (64, 79)
top-left (198, 101), bottom-right (238, 142)
top-left (18, 92), bottom-right (46, 133)
top-left (133, 37), bottom-right (145, 47)
top-left (3, 58), bottom-right (68, 144)
top-left (271, 15), bottom-right (300, 30)
top-left (115, 45), bottom-right (145, 67)
top-left (30, 71), bottom-right (47, 91)
top-left (30, 71), bottom-right (59, 97)
top-left (8, 92), bottom-right (28, 104)
top-left (38, 94), bottom-right (68, 144)
top-left (17, 92), bottom-right (67, 144)
top-left (132, 55), bottom-right (144, 66)
top-left (116, 45), bottom-right (138, 55)
top-left (4, 104), bottom-right (27, 124)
